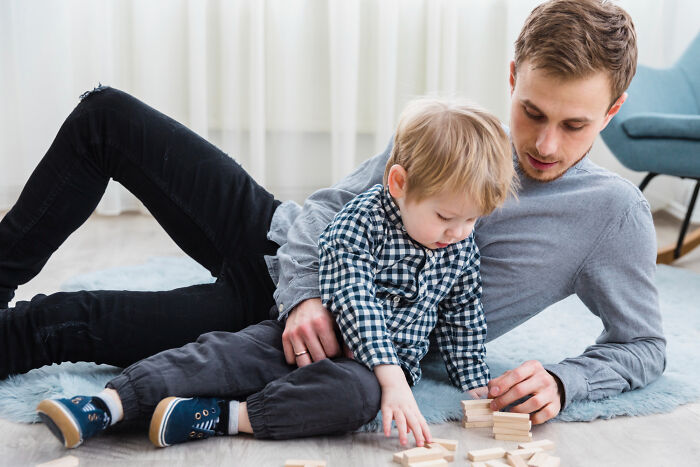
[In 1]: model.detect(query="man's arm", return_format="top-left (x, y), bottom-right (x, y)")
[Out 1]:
top-left (276, 140), bottom-right (392, 365)
top-left (489, 199), bottom-right (666, 422)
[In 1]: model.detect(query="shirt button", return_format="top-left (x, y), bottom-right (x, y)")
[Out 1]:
top-left (392, 296), bottom-right (401, 305)
top-left (278, 304), bottom-right (284, 312)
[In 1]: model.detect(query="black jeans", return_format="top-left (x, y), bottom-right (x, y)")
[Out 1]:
top-left (0, 86), bottom-right (280, 378)
top-left (108, 320), bottom-right (381, 439)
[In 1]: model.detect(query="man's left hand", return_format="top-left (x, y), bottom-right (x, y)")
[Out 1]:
top-left (487, 360), bottom-right (562, 424)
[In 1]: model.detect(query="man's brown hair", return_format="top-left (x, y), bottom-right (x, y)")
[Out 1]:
top-left (514, 0), bottom-right (637, 105)
top-left (383, 98), bottom-right (516, 216)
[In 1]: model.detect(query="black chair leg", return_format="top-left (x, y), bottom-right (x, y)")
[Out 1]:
top-left (675, 180), bottom-right (700, 259)
top-left (638, 173), bottom-right (658, 192)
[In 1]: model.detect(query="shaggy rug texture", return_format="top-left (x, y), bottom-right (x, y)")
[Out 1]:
top-left (0, 257), bottom-right (697, 426)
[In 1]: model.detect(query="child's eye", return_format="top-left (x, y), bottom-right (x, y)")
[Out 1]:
top-left (437, 213), bottom-right (450, 221)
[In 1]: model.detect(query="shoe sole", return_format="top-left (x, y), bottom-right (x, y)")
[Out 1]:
top-left (149, 397), bottom-right (182, 448)
top-left (36, 399), bottom-right (82, 448)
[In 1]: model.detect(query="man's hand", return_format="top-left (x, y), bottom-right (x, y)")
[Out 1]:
top-left (487, 360), bottom-right (562, 424)
top-left (282, 298), bottom-right (341, 367)
top-left (375, 365), bottom-right (432, 447)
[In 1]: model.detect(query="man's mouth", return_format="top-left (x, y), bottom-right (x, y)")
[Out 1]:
top-left (527, 153), bottom-right (558, 171)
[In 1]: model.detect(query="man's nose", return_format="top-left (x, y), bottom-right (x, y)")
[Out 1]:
top-left (535, 125), bottom-right (559, 157)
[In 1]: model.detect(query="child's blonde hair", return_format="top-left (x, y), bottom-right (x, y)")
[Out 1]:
top-left (383, 98), bottom-right (516, 215)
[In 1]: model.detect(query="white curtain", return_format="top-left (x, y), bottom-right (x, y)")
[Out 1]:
top-left (1, 0), bottom-right (699, 218)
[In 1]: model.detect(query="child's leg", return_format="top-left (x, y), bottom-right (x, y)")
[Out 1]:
top-left (37, 320), bottom-right (291, 448)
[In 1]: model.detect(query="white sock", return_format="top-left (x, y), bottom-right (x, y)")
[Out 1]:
top-left (96, 389), bottom-right (124, 426)
top-left (228, 400), bottom-right (240, 435)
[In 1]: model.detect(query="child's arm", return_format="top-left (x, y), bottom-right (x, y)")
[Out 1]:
top-left (435, 241), bottom-right (490, 392)
top-left (374, 364), bottom-right (432, 447)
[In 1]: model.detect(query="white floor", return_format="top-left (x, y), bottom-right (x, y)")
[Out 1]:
top-left (2, 211), bottom-right (700, 467)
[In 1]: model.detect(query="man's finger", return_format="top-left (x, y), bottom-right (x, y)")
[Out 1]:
top-left (302, 330), bottom-right (327, 363)
top-left (282, 336), bottom-right (296, 365)
top-left (317, 325), bottom-right (341, 359)
top-left (530, 401), bottom-right (559, 425)
top-left (491, 377), bottom-right (539, 412)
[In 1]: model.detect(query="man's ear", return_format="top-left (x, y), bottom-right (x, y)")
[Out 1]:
top-left (509, 61), bottom-right (516, 95)
top-left (600, 92), bottom-right (628, 131)
top-left (387, 164), bottom-right (408, 199)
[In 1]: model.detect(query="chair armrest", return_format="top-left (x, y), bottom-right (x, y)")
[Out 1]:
top-left (621, 113), bottom-right (700, 141)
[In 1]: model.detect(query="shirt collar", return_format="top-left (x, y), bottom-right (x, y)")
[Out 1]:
top-left (380, 186), bottom-right (405, 231)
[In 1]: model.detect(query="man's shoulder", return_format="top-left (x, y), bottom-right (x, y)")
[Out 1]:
top-left (570, 158), bottom-right (648, 212)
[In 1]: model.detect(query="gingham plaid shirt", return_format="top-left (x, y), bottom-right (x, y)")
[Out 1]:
top-left (319, 184), bottom-right (489, 391)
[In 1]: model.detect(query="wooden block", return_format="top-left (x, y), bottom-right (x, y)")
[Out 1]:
top-left (519, 439), bottom-right (555, 451)
top-left (467, 447), bottom-right (506, 461)
top-left (505, 447), bottom-right (543, 459)
top-left (394, 447), bottom-right (425, 464)
top-left (464, 406), bottom-right (494, 415)
top-left (492, 425), bottom-right (532, 436)
top-left (494, 433), bottom-right (533, 442)
top-left (401, 446), bottom-right (446, 467)
top-left (427, 444), bottom-right (454, 462)
top-left (466, 413), bottom-right (494, 422)
top-left (471, 463), bottom-right (488, 467)
top-left (36, 456), bottom-right (79, 467)
top-left (461, 399), bottom-right (493, 411)
top-left (429, 438), bottom-right (458, 451)
top-left (407, 459), bottom-right (448, 467)
top-left (492, 412), bottom-right (530, 423)
top-left (505, 453), bottom-right (528, 467)
top-left (492, 419), bottom-right (532, 430)
top-left (527, 452), bottom-right (551, 466)
top-left (462, 420), bottom-right (494, 428)
top-left (484, 461), bottom-right (510, 467)
top-left (283, 461), bottom-right (326, 467)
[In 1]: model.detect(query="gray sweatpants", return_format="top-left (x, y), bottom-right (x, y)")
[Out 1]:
top-left (107, 320), bottom-right (381, 439)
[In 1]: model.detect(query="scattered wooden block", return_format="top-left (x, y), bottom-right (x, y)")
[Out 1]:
top-left (400, 445), bottom-right (447, 467)
top-left (462, 420), bottom-right (494, 428)
top-left (494, 433), bottom-right (533, 442)
top-left (505, 452), bottom-right (528, 467)
top-left (407, 459), bottom-right (448, 467)
top-left (471, 463), bottom-right (488, 467)
top-left (466, 413), bottom-right (494, 422)
top-left (36, 456), bottom-right (79, 467)
top-left (492, 425), bottom-right (532, 436)
top-left (394, 447), bottom-right (426, 464)
top-left (505, 447), bottom-right (543, 459)
top-left (484, 461), bottom-right (510, 467)
top-left (519, 439), bottom-right (555, 451)
top-left (283, 461), bottom-right (326, 467)
top-left (467, 447), bottom-right (506, 462)
top-left (427, 443), bottom-right (454, 462)
top-left (526, 452), bottom-right (551, 466)
top-left (463, 406), bottom-right (494, 415)
top-left (428, 438), bottom-right (458, 451)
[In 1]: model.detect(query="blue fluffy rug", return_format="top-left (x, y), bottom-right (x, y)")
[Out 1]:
top-left (1, 257), bottom-right (698, 425)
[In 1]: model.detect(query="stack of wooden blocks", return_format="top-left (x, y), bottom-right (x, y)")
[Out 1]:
top-left (461, 399), bottom-right (494, 428)
top-left (467, 439), bottom-right (560, 466)
top-left (492, 412), bottom-right (532, 442)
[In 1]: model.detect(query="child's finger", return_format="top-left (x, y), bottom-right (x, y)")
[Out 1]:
top-left (419, 415), bottom-right (432, 444)
top-left (395, 411), bottom-right (408, 446)
top-left (405, 412), bottom-right (424, 446)
top-left (382, 409), bottom-right (393, 437)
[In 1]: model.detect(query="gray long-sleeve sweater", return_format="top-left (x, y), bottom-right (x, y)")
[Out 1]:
top-left (264, 139), bottom-right (666, 409)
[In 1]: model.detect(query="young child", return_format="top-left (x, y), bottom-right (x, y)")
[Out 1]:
top-left (36, 98), bottom-right (515, 450)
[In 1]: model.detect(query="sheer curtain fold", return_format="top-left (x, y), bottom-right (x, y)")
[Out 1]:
top-left (1, 0), bottom-right (698, 217)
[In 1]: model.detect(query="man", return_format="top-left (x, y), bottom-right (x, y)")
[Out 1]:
top-left (276, 0), bottom-right (665, 424)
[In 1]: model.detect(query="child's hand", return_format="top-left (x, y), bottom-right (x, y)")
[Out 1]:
top-left (467, 385), bottom-right (489, 400)
top-left (374, 365), bottom-right (431, 447)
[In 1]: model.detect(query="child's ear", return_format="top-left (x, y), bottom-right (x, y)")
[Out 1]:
top-left (387, 164), bottom-right (408, 199)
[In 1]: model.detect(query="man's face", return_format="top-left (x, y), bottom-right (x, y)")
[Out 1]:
top-left (509, 60), bottom-right (626, 182)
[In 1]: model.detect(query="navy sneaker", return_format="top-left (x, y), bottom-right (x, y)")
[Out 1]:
top-left (37, 396), bottom-right (110, 448)
top-left (149, 397), bottom-right (226, 448)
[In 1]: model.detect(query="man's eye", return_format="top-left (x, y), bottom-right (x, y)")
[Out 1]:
top-left (565, 123), bottom-right (585, 131)
top-left (523, 107), bottom-right (543, 120)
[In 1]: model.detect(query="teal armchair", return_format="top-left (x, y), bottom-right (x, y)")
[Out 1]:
top-left (601, 32), bottom-right (700, 263)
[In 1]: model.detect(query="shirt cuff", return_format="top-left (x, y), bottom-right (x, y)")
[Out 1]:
top-left (273, 272), bottom-right (321, 320)
top-left (543, 362), bottom-right (588, 410)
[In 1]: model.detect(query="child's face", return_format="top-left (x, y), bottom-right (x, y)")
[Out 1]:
top-left (387, 165), bottom-right (481, 250)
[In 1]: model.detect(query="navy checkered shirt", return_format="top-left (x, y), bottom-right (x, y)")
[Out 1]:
top-left (319, 184), bottom-right (489, 391)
